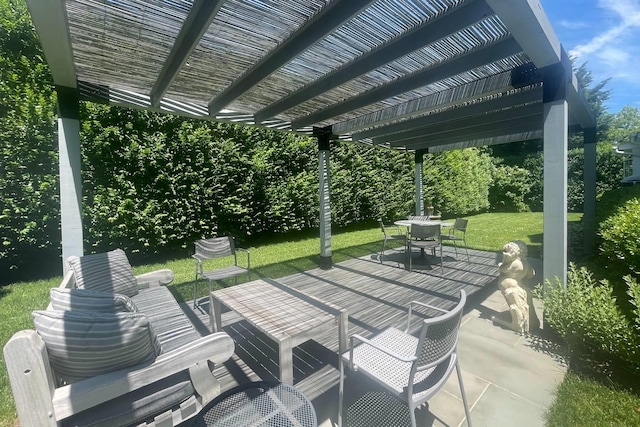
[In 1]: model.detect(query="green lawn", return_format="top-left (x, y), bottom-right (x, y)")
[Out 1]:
top-left (0, 211), bottom-right (609, 427)
top-left (546, 373), bottom-right (640, 427)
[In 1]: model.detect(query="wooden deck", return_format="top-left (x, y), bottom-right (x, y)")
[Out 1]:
top-left (181, 246), bottom-right (501, 424)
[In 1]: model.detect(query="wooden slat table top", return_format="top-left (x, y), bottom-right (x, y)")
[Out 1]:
top-left (211, 278), bottom-right (343, 342)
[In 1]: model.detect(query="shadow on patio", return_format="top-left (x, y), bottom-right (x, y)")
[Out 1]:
top-left (180, 247), bottom-right (567, 427)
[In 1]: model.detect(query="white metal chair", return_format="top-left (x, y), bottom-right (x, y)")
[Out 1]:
top-left (440, 218), bottom-right (469, 261)
top-left (338, 290), bottom-right (471, 427)
top-left (377, 218), bottom-right (406, 264)
top-left (193, 236), bottom-right (250, 308)
top-left (407, 223), bottom-right (443, 272)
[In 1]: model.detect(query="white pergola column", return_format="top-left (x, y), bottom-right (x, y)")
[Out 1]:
top-left (583, 127), bottom-right (597, 257)
top-left (414, 150), bottom-right (425, 215)
top-left (57, 86), bottom-right (84, 273)
top-left (542, 69), bottom-right (569, 290)
top-left (317, 129), bottom-right (332, 269)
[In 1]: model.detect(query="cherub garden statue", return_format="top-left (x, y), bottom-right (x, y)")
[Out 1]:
top-left (492, 241), bottom-right (535, 334)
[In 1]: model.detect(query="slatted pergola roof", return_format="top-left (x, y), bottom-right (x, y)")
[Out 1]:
top-left (26, 0), bottom-right (593, 150)
top-left (25, 0), bottom-right (596, 286)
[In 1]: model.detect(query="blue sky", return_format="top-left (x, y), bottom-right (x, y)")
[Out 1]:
top-left (540, 0), bottom-right (640, 114)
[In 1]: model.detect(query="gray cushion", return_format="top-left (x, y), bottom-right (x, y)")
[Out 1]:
top-left (50, 288), bottom-right (139, 313)
top-left (66, 249), bottom-right (138, 297)
top-left (60, 372), bottom-right (194, 427)
top-left (32, 310), bottom-right (162, 384)
top-left (132, 286), bottom-right (202, 352)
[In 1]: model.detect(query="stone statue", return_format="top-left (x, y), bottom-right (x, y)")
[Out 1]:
top-left (492, 241), bottom-right (535, 334)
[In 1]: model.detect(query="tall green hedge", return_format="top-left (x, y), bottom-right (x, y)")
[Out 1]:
top-left (79, 103), bottom-right (492, 258)
top-left (0, 0), bottom-right (60, 282)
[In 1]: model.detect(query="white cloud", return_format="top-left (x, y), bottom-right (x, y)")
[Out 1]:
top-left (569, 0), bottom-right (640, 59)
top-left (558, 19), bottom-right (589, 29)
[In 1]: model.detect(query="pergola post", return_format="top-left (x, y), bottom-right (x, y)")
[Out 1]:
top-left (316, 127), bottom-right (332, 270)
top-left (414, 150), bottom-right (425, 215)
top-left (542, 65), bottom-right (569, 290)
top-left (583, 127), bottom-right (597, 257)
top-left (56, 86), bottom-right (84, 273)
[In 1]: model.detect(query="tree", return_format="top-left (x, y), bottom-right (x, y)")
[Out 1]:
top-left (604, 106), bottom-right (640, 146)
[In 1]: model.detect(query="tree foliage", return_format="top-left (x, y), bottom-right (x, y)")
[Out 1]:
top-left (0, 0), bottom-right (60, 282)
top-left (603, 106), bottom-right (640, 145)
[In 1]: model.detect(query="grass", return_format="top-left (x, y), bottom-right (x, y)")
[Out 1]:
top-left (0, 211), bottom-right (600, 427)
top-left (545, 373), bottom-right (640, 427)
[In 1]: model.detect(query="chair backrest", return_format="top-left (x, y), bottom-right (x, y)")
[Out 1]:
top-left (454, 218), bottom-right (468, 232)
top-left (195, 236), bottom-right (236, 260)
top-left (410, 223), bottom-right (440, 240)
top-left (377, 218), bottom-right (387, 236)
top-left (416, 290), bottom-right (466, 369)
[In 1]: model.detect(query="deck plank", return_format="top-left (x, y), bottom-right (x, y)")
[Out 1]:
top-left (182, 246), bottom-right (500, 415)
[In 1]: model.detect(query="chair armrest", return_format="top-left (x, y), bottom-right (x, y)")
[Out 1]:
top-left (192, 254), bottom-right (206, 263)
top-left (405, 300), bottom-right (449, 332)
top-left (135, 269), bottom-right (174, 288)
top-left (59, 270), bottom-right (76, 289)
top-left (52, 332), bottom-right (235, 421)
top-left (348, 334), bottom-right (416, 371)
top-left (409, 300), bottom-right (449, 313)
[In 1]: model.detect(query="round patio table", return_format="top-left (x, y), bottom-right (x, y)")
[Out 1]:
top-left (189, 381), bottom-right (317, 427)
top-left (394, 219), bottom-right (452, 228)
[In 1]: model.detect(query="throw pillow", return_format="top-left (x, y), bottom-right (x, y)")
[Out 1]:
top-left (50, 288), bottom-right (139, 313)
top-left (66, 249), bottom-right (138, 297)
top-left (32, 310), bottom-right (162, 384)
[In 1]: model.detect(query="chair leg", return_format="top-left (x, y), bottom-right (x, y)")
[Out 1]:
top-left (453, 239), bottom-right (458, 257)
top-left (338, 357), bottom-right (345, 427)
top-left (380, 239), bottom-right (386, 264)
top-left (193, 280), bottom-right (198, 308)
top-left (409, 406), bottom-right (417, 427)
top-left (464, 240), bottom-right (470, 262)
top-left (456, 360), bottom-right (473, 427)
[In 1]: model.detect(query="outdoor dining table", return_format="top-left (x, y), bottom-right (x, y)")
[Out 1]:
top-left (394, 219), bottom-right (453, 228)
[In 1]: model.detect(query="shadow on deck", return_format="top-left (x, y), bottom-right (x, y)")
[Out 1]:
top-left (180, 247), bottom-right (567, 427)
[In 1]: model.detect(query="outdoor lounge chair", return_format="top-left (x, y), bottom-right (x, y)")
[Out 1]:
top-left (338, 290), bottom-right (471, 427)
top-left (4, 249), bottom-right (236, 427)
top-left (193, 236), bottom-right (250, 308)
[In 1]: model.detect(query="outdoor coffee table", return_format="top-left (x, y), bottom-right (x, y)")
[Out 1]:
top-left (189, 381), bottom-right (317, 427)
top-left (209, 277), bottom-right (348, 385)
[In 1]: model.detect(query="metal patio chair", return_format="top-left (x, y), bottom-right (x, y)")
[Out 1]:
top-left (440, 218), bottom-right (469, 261)
top-left (193, 236), bottom-right (250, 308)
top-left (378, 218), bottom-right (406, 264)
top-left (338, 290), bottom-right (472, 427)
top-left (407, 223), bottom-right (443, 272)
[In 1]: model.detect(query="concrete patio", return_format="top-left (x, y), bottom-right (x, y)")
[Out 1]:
top-left (182, 247), bottom-right (567, 427)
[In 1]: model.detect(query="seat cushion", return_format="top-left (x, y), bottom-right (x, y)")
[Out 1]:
top-left (61, 371), bottom-right (195, 427)
top-left (32, 310), bottom-right (162, 384)
top-left (66, 249), bottom-right (138, 297)
top-left (50, 288), bottom-right (139, 313)
top-left (132, 286), bottom-right (201, 352)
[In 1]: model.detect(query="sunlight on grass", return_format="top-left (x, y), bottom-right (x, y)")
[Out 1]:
top-left (545, 373), bottom-right (640, 427)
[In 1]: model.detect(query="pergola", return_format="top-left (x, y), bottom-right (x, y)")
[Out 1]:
top-left (25, 0), bottom-right (596, 287)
